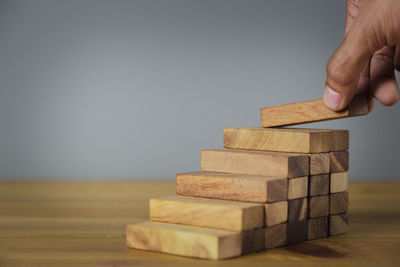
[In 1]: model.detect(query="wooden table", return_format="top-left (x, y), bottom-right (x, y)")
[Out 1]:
top-left (0, 180), bottom-right (399, 266)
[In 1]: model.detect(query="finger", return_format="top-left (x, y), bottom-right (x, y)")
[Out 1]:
top-left (356, 57), bottom-right (371, 94)
top-left (370, 45), bottom-right (400, 106)
top-left (395, 44), bottom-right (400, 72)
top-left (344, 0), bottom-right (360, 35)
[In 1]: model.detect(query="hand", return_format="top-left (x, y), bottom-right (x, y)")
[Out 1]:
top-left (323, 0), bottom-right (400, 111)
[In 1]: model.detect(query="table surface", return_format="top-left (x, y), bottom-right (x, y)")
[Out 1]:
top-left (0, 180), bottom-right (399, 266)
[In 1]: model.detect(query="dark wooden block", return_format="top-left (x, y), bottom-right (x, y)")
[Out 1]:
top-left (308, 217), bottom-right (328, 240)
top-left (309, 174), bottom-right (330, 196)
top-left (242, 228), bottom-right (265, 254)
top-left (309, 195), bottom-right (329, 218)
top-left (330, 192), bottom-right (349, 215)
top-left (287, 220), bottom-right (308, 245)
top-left (265, 224), bottom-right (287, 249)
top-left (330, 151), bottom-right (349, 173)
top-left (288, 198), bottom-right (308, 222)
top-left (329, 213), bottom-right (349, 236)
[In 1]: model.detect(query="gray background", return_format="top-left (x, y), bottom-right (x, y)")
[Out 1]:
top-left (0, 0), bottom-right (399, 180)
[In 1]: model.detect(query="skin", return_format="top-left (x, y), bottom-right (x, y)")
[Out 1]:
top-left (323, 0), bottom-right (400, 111)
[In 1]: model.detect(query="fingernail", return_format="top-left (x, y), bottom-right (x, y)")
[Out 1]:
top-left (323, 86), bottom-right (342, 110)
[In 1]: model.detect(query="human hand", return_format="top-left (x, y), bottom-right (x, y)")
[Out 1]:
top-left (323, 0), bottom-right (400, 111)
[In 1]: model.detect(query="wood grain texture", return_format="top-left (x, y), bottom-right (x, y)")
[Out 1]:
top-left (329, 213), bottom-right (349, 236)
top-left (331, 172), bottom-right (348, 193)
top-left (309, 174), bottom-right (330, 196)
top-left (242, 228), bottom-right (265, 254)
top-left (288, 176), bottom-right (308, 200)
top-left (330, 192), bottom-right (349, 215)
top-left (265, 201), bottom-right (288, 227)
top-left (330, 151), bottom-right (349, 173)
top-left (176, 172), bottom-right (287, 203)
top-left (288, 198), bottom-right (308, 222)
top-left (308, 196), bottom-right (329, 218)
top-left (126, 221), bottom-right (242, 260)
top-left (265, 223), bottom-right (287, 249)
top-left (150, 196), bottom-right (264, 231)
top-left (1, 181), bottom-right (400, 266)
top-left (308, 217), bottom-right (328, 240)
top-left (287, 220), bottom-right (308, 245)
top-left (224, 128), bottom-right (348, 153)
top-left (260, 95), bottom-right (368, 127)
top-left (200, 149), bottom-right (309, 178)
top-left (309, 153), bottom-right (330, 175)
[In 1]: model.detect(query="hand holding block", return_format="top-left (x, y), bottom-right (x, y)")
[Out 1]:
top-left (260, 94), bottom-right (369, 127)
top-left (224, 128), bottom-right (349, 153)
top-left (150, 196), bottom-right (264, 231)
top-left (176, 172), bottom-right (287, 203)
top-left (201, 149), bottom-right (309, 178)
top-left (126, 222), bottom-right (242, 260)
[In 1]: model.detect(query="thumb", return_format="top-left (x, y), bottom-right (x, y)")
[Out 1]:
top-left (324, 20), bottom-right (373, 111)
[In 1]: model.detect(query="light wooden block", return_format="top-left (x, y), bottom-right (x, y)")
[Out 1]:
top-left (150, 196), bottom-right (264, 231)
top-left (176, 172), bottom-right (287, 203)
top-left (330, 151), bottom-right (349, 173)
top-left (309, 153), bottom-right (330, 175)
top-left (308, 217), bottom-right (328, 240)
top-left (242, 228), bottom-right (265, 254)
top-left (288, 176), bottom-right (308, 199)
top-left (260, 94), bottom-right (369, 127)
top-left (224, 128), bottom-right (349, 153)
top-left (309, 195), bottom-right (329, 218)
top-left (265, 224), bottom-right (287, 249)
top-left (309, 174), bottom-right (330, 196)
top-left (287, 220), bottom-right (308, 245)
top-left (330, 192), bottom-right (349, 215)
top-left (330, 172), bottom-right (348, 193)
top-left (265, 201), bottom-right (288, 227)
top-left (201, 149), bottom-right (309, 178)
top-left (126, 221), bottom-right (242, 260)
top-left (288, 198), bottom-right (308, 222)
top-left (329, 213), bottom-right (349, 236)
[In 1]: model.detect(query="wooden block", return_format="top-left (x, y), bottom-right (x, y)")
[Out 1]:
top-left (265, 201), bottom-right (288, 227)
top-left (242, 228), bottom-right (265, 254)
top-left (201, 149), bottom-right (309, 178)
top-left (265, 223), bottom-right (287, 249)
top-left (149, 196), bottom-right (264, 231)
top-left (330, 172), bottom-right (348, 193)
top-left (126, 221), bottom-right (241, 260)
top-left (330, 151), bottom-right (349, 173)
top-left (309, 153), bottom-right (330, 175)
top-left (224, 128), bottom-right (348, 153)
top-left (288, 176), bottom-right (308, 199)
top-left (330, 192), bottom-right (349, 215)
top-left (260, 94), bottom-right (369, 127)
top-left (287, 220), bottom-right (308, 245)
top-left (308, 217), bottom-right (328, 240)
top-left (176, 172), bottom-right (287, 203)
top-left (288, 198), bottom-right (308, 222)
top-left (309, 195), bottom-right (329, 218)
top-left (309, 174), bottom-right (330, 196)
top-left (329, 213), bottom-right (349, 236)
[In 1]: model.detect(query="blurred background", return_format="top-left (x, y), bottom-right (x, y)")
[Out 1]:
top-left (0, 0), bottom-right (398, 180)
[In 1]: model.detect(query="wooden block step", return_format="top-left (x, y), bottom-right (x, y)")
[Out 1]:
top-left (265, 201), bottom-right (288, 227)
top-left (308, 217), bottom-right (328, 240)
top-left (329, 213), bottom-right (349, 236)
top-left (126, 221), bottom-right (242, 260)
top-left (242, 228), bottom-right (265, 254)
top-left (201, 149), bottom-right (309, 178)
top-left (330, 172), bottom-right (348, 193)
top-left (330, 151), bottom-right (349, 173)
top-left (224, 128), bottom-right (349, 153)
top-left (309, 174), bottom-right (330, 196)
top-left (330, 192), bottom-right (349, 215)
top-left (260, 94), bottom-right (369, 127)
top-left (176, 172), bottom-right (287, 203)
top-left (265, 224), bottom-right (287, 249)
top-left (288, 176), bottom-right (308, 199)
top-left (149, 196), bottom-right (264, 231)
top-left (288, 198), bottom-right (308, 222)
top-left (309, 195), bottom-right (329, 218)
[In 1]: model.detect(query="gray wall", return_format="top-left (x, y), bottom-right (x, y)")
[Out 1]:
top-left (0, 0), bottom-right (399, 180)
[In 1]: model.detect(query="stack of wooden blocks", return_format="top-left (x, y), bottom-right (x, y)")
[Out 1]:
top-left (126, 97), bottom-right (367, 260)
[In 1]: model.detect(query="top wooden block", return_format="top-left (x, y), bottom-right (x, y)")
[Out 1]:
top-left (224, 128), bottom-right (349, 153)
top-left (260, 95), bottom-right (369, 127)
